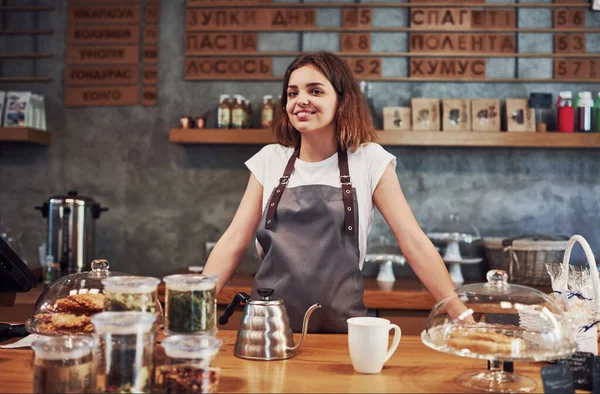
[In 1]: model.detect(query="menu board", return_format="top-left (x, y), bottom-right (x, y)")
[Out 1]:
top-left (65, 0), bottom-right (159, 107)
top-left (184, 0), bottom-right (599, 81)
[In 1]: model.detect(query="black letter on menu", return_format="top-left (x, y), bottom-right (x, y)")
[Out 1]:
top-left (412, 10), bottom-right (424, 25)
top-left (411, 60), bottom-right (424, 75)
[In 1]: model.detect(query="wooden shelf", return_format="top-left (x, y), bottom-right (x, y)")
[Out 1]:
top-left (0, 29), bottom-right (53, 35)
top-left (185, 76), bottom-right (600, 83)
top-left (169, 128), bottom-right (600, 148)
top-left (187, 2), bottom-right (591, 8)
top-left (188, 51), bottom-right (600, 59)
top-left (0, 127), bottom-right (50, 145)
top-left (0, 53), bottom-right (52, 59)
top-left (192, 27), bottom-right (600, 33)
top-left (0, 77), bottom-right (52, 82)
top-left (0, 6), bottom-right (53, 11)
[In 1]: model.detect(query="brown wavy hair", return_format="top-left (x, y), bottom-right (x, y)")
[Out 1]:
top-left (271, 51), bottom-right (377, 152)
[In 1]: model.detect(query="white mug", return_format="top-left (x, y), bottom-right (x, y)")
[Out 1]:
top-left (347, 317), bottom-right (402, 374)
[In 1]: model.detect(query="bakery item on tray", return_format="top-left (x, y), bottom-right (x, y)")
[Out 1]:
top-left (447, 329), bottom-right (527, 356)
top-left (31, 293), bottom-right (104, 334)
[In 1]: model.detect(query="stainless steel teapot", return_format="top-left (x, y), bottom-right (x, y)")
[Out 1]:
top-left (218, 288), bottom-right (321, 360)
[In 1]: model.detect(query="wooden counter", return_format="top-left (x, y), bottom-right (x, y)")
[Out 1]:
top-left (0, 330), bottom-right (546, 393)
top-left (1, 275), bottom-right (437, 322)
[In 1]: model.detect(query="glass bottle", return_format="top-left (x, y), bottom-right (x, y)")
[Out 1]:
top-left (32, 336), bottom-right (96, 393)
top-left (231, 96), bottom-right (244, 129)
top-left (261, 95), bottom-right (274, 128)
top-left (217, 94), bottom-right (231, 129)
top-left (102, 276), bottom-right (163, 327)
top-left (91, 311), bottom-right (156, 393)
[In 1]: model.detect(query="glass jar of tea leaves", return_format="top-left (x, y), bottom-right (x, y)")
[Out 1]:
top-left (102, 276), bottom-right (163, 326)
top-left (158, 335), bottom-right (223, 393)
top-left (163, 274), bottom-right (218, 335)
top-left (32, 336), bottom-right (96, 394)
top-left (91, 311), bottom-right (156, 393)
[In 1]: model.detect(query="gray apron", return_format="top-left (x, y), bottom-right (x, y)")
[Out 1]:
top-left (251, 147), bottom-right (367, 333)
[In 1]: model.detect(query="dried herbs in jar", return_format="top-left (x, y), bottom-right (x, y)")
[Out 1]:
top-left (158, 365), bottom-right (220, 394)
top-left (163, 274), bottom-right (218, 335)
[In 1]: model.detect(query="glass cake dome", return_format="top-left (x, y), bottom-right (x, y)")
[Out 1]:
top-left (25, 259), bottom-right (161, 336)
top-left (421, 270), bottom-right (576, 392)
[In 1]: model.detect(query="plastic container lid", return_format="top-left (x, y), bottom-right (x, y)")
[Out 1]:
top-left (162, 334), bottom-right (222, 360)
top-left (31, 336), bottom-right (96, 360)
top-left (421, 270), bottom-right (576, 362)
top-left (163, 274), bottom-right (217, 292)
top-left (91, 311), bottom-right (156, 335)
top-left (559, 91), bottom-right (573, 99)
top-left (102, 276), bottom-right (160, 294)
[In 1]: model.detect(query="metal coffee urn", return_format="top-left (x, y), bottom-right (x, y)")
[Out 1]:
top-left (35, 191), bottom-right (108, 275)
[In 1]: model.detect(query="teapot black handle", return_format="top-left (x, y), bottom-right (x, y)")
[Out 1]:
top-left (218, 292), bottom-right (250, 325)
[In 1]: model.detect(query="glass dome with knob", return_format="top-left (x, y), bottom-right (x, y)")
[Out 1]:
top-left (421, 269), bottom-right (577, 393)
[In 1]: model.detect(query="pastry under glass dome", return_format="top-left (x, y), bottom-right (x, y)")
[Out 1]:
top-left (26, 260), bottom-right (163, 336)
top-left (421, 270), bottom-right (576, 393)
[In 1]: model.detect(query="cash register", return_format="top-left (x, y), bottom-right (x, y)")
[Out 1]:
top-left (0, 237), bottom-right (37, 340)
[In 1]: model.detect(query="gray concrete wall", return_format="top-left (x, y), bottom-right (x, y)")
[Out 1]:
top-left (1, 0), bottom-right (599, 280)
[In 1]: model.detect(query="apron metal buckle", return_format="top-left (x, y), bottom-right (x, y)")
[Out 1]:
top-left (279, 176), bottom-right (290, 185)
top-left (340, 175), bottom-right (351, 185)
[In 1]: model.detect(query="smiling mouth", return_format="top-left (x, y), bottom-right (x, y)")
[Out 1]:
top-left (294, 110), bottom-right (317, 117)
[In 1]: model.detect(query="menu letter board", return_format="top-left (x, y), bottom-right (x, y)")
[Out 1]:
top-left (185, 58), bottom-right (272, 79)
top-left (411, 58), bottom-right (486, 79)
top-left (67, 6), bottom-right (140, 25)
top-left (185, 8), bottom-right (316, 31)
top-left (65, 86), bottom-right (139, 107)
top-left (185, 33), bottom-right (258, 54)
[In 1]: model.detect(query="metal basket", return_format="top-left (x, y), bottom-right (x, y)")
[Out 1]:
top-left (483, 235), bottom-right (569, 286)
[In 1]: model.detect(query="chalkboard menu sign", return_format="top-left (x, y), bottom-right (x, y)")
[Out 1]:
top-left (183, 0), bottom-right (600, 81)
top-left (541, 364), bottom-right (575, 394)
top-left (557, 351), bottom-right (594, 391)
top-left (65, 0), bottom-right (159, 107)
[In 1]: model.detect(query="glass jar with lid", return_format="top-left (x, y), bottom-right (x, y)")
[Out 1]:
top-left (102, 276), bottom-right (163, 326)
top-left (157, 335), bottom-right (223, 393)
top-left (163, 274), bottom-right (218, 335)
top-left (91, 311), bottom-right (156, 393)
top-left (421, 269), bottom-right (577, 393)
top-left (32, 336), bottom-right (96, 393)
top-left (26, 259), bottom-right (124, 336)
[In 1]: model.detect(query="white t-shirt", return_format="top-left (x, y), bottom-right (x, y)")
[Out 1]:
top-left (245, 143), bottom-right (397, 269)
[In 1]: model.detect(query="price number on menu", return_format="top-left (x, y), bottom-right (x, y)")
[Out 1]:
top-left (554, 34), bottom-right (585, 54)
top-left (554, 59), bottom-right (599, 81)
top-left (342, 8), bottom-right (372, 28)
top-left (343, 58), bottom-right (381, 78)
top-left (554, 9), bottom-right (585, 28)
top-left (340, 34), bottom-right (371, 53)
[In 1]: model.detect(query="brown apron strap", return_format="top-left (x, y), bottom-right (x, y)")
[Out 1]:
top-left (265, 148), bottom-right (299, 229)
top-left (265, 147), bottom-right (355, 236)
top-left (337, 149), bottom-right (356, 236)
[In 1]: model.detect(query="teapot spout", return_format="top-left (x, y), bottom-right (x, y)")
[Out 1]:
top-left (288, 303), bottom-right (321, 352)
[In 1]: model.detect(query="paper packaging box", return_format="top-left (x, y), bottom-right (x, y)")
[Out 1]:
top-left (506, 98), bottom-right (535, 132)
top-left (471, 99), bottom-right (500, 132)
top-left (411, 99), bottom-right (440, 131)
top-left (383, 107), bottom-right (411, 131)
top-left (0, 92), bottom-right (5, 126)
top-left (442, 99), bottom-right (471, 131)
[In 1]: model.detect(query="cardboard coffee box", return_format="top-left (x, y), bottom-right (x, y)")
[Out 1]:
top-left (411, 99), bottom-right (440, 131)
top-left (383, 107), bottom-right (411, 131)
top-left (442, 99), bottom-right (471, 131)
top-left (471, 99), bottom-right (500, 132)
top-left (505, 98), bottom-right (535, 132)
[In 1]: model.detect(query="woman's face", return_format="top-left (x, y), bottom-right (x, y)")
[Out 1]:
top-left (286, 65), bottom-right (338, 136)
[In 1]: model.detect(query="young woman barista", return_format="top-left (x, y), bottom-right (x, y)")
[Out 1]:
top-left (203, 51), bottom-right (467, 333)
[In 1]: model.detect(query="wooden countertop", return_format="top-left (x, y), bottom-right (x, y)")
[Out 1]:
top-left (7, 275), bottom-right (438, 317)
top-left (0, 330), bottom-right (546, 393)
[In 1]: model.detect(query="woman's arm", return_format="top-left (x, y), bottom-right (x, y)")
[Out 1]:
top-left (202, 173), bottom-right (264, 293)
top-left (373, 163), bottom-right (468, 319)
